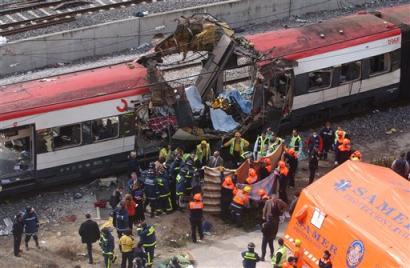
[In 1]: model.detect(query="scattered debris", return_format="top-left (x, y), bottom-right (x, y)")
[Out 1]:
top-left (74, 193), bottom-right (83, 199)
top-left (98, 177), bottom-right (117, 187)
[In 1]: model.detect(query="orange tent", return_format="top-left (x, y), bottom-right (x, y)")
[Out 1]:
top-left (285, 160), bottom-right (410, 267)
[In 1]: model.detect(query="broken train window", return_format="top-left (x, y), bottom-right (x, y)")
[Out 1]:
top-left (308, 69), bottom-right (332, 91)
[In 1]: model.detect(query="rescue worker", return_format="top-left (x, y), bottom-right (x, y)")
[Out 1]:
top-left (230, 185), bottom-right (251, 225)
top-left (254, 130), bottom-right (269, 160)
top-left (306, 131), bottom-right (323, 156)
top-left (288, 129), bottom-right (302, 157)
top-left (99, 227), bottom-right (116, 268)
top-left (272, 238), bottom-right (287, 268)
top-left (293, 239), bottom-right (304, 268)
top-left (282, 257), bottom-right (297, 268)
top-left (308, 148), bottom-right (319, 185)
top-left (241, 242), bottom-right (260, 268)
top-left (350, 150), bottom-right (362, 161)
top-left (258, 159), bottom-right (271, 181)
top-left (12, 212), bottom-right (24, 257)
top-left (79, 213), bottom-right (100, 264)
top-left (169, 153), bottom-right (184, 210)
top-left (175, 166), bottom-right (188, 210)
top-left (335, 138), bottom-right (352, 166)
top-left (223, 131), bottom-right (250, 167)
top-left (334, 126), bottom-right (346, 149)
top-left (128, 151), bottom-right (140, 176)
top-left (125, 194), bottom-right (137, 230)
top-left (320, 122), bottom-right (334, 160)
top-left (221, 175), bottom-right (236, 221)
top-left (267, 132), bottom-right (284, 154)
top-left (157, 170), bottom-right (173, 213)
top-left (144, 164), bottom-right (160, 217)
top-left (319, 250), bottom-right (333, 268)
top-left (183, 159), bottom-right (195, 196)
top-left (159, 144), bottom-right (171, 161)
top-left (137, 222), bottom-right (156, 268)
top-left (391, 152), bottom-right (410, 178)
top-left (284, 148), bottom-right (298, 188)
top-left (195, 140), bottom-right (211, 167)
top-left (119, 229), bottom-right (136, 268)
top-left (266, 127), bottom-right (274, 140)
top-left (277, 161), bottom-right (289, 203)
top-left (23, 206), bottom-right (40, 250)
top-left (208, 150), bottom-right (224, 168)
top-left (113, 201), bottom-right (129, 238)
top-left (246, 168), bottom-right (258, 184)
top-left (189, 193), bottom-right (204, 243)
top-left (261, 215), bottom-right (275, 261)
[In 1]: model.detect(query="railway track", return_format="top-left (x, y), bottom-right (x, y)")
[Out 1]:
top-left (0, 0), bottom-right (158, 36)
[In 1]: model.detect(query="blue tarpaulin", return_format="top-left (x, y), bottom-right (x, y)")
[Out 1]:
top-left (220, 90), bottom-right (252, 114)
top-left (210, 108), bottom-right (239, 132)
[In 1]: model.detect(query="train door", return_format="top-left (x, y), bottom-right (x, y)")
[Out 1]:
top-left (0, 125), bottom-right (35, 179)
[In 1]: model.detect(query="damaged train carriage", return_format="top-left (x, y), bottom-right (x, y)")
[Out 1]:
top-left (136, 14), bottom-right (295, 144)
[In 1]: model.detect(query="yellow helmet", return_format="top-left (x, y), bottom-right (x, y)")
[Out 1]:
top-left (295, 239), bottom-right (302, 247)
top-left (243, 185), bottom-right (252, 193)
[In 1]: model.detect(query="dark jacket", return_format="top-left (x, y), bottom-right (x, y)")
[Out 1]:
top-left (138, 225), bottom-right (156, 247)
top-left (128, 158), bottom-right (140, 176)
top-left (319, 258), bottom-right (333, 268)
top-left (144, 175), bottom-right (159, 200)
top-left (12, 217), bottom-right (24, 237)
top-left (157, 176), bottom-right (170, 196)
top-left (241, 250), bottom-right (260, 268)
top-left (109, 189), bottom-right (122, 209)
top-left (308, 150), bottom-right (319, 170)
top-left (133, 246), bottom-right (147, 265)
top-left (113, 207), bottom-right (129, 232)
top-left (261, 220), bottom-right (275, 239)
top-left (99, 232), bottom-right (115, 254)
top-left (320, 127), bottom-right (334, 147)
top-left (79, 219), bottom-right (100, 244)
top-left (23, 211), bottom-right (39, 234)
top-left (284, 153), bottom-right (298, 173)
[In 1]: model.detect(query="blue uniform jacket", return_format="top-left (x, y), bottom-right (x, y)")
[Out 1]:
top-left (100, 232), bottom-right (115, 254)
top-left (144, 175), bottom-right (159, 200)
top-left (138, 225), bottom-right (156, 247)
top-left (23, 211), bottom-right (39, 234)
top-left (113, 207), bottom-right (129, 232)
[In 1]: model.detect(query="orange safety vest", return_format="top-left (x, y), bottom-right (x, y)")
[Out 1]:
top-left (246, 175), bottom-right (258, 184)
top-left (282, 262), bottom-right (294, 268)
top-left (222, 178), bottom-right (235, 190)
top-left (280, 166), bottom-right (289, 176)
top-left (189, 201), bottom-right (204, 210)
top-left (294, 247), bottom-right (304, 268)
top-left (338, 144), bottom-right (351, 152)
top-left (233, 190), bottom-right (249, 206)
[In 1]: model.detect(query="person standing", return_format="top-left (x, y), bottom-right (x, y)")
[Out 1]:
top-left (157, 171), bottom-right (173, 213)
top-left (128, 151), bottom-right (141, 176)
top-left (306, 131), bottom-right (323, 156)
top-left (223, 132), bottom-right (250, 167)
top-left (144, 164), bottom-right (160, 218)
top-left (308, 149), bottom-right (319, 185)
top-left (293, 239), bottom-right (304, 268)
top-left (137, 222), bottom-right (157, 268)
top-left (208, 151), bottom-right (224, 168)
top-left (131, 182), bottom-right (145, 224)
top-left (119, 229), bottom-right (136, 268)
top-left (320, 122), bottom-right (334, 160)
top-left (230, 185), bottom-right (251, 225)
top-left (335, 138), bottom-right (352, 166)
top-left (288, 129), bottom-right (302, 157)
top-left (125, 194), bottom-right (137, 230)
top-left (241, 242), bottom-right (260, 268)
top-left (254, 131), bottom-right (269, 160)
top-left (195, 140), bottom-right (211, 167)
top-left (189, 193), bottom-right (204, 243)
top-left (128, 172), bottom-right (139, 193)
top-left (277, 161), bottom-right (289, 203)
top-left (79, 213), bottom-right (100, 264)
top-left (319, 250), bottom-right (333, 268)
top-left (99, 227), bottom-right (115, 268)
top-left (272, 238), bottom-right (287, 268)
top-left (110, 186), bottom-right (124, 209)
top-left (23, 206), bottom-right (40, 250)
top-left (260, 215), bottom-right (275, 261)
top-left (391, 152), bottom-right (410, 178)
top-left (12, 212), bottom-right (24, 257)
top-left (284, 149), bottom-right (298, 188)
top-left (221, 175), bottom-right (235, 221)
top-left (113, 201), bottom-right (129, 238)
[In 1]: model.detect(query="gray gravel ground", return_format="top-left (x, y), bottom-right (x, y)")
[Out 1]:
top-left (7, 0), bottom-right (228, 41)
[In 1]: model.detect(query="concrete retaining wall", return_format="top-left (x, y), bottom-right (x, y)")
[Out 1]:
top-left (0, 0), bottom-right (366, 76)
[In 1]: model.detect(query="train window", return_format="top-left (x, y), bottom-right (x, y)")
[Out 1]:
top-left (36, 129), bottom-right (53, 153)
top-left (52, 124), bottom-right (82, 149)
top-left (1, 125), bottom-right (34, 176)
top-left (369, 53), bottom-right (390, 76)
top-left (91, 116), bottom-right (119, 142)
top-left (340, 61), bottom-right (361, 83)
top-left (120, 113), bottom-right (135, 137)
top-left (308, 69), bottom-right (332, 91)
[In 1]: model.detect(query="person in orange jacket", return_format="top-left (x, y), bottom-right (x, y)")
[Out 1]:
top-left (189, 193), bottom-right (204, 243)
top-left (246, 168), bottom-right (258, 184)
top-left (293, 239), bottom-right (304, 268)
top-left (221, 175), bottom-right (236, 221)
top-left (282, 256), bottom-right (297, 268)
top-left (277, 161), bottom-right (289, 203)
top-left (230, 185), bottom-right (251, 225)
top-left (335, 138), bottom-right (352, 166)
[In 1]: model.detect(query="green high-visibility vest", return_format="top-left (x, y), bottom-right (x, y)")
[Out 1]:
top-left (272, 245), bottom-right (287, 267)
